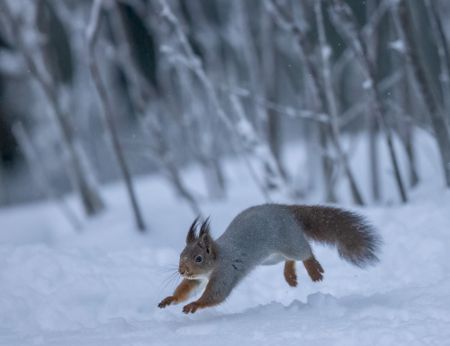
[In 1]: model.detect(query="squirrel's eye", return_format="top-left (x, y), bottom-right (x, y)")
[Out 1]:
top-left (195, 255), bottom-right (203, 263)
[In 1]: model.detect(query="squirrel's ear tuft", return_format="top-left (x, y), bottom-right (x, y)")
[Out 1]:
top-left (200, 232), bottom-right (213, 254)
top-left (186, 216), bottom-right (200, 244)
top-left (199, 218), bottom-right (213, 253)
top-left (199, 217), bottom-right (210, 237)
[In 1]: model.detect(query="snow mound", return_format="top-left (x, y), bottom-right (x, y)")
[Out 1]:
top-left (1, 171), bottom-right (450, 345)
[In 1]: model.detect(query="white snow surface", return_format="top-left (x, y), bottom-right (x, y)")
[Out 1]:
top-left (1, 138), bottom-right (450, 346)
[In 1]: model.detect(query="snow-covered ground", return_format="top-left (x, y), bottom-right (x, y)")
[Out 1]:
top-left (1, 135), bottom-right (450, 346)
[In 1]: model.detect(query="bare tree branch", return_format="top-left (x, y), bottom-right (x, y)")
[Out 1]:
top-left (13, 122), bottom-right (81, 230)
top-left (87, 0), bottom-right (146, 231)
top-left (267, 0), bottom-right (365, 205)
top-left (0, 1), bottom-right (105, 215)
top-left (392, 0), bottom-right (450, 187)
top-left (328, 0), bottom-right (408, 203)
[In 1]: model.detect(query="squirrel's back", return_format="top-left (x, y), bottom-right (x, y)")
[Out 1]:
top-left (216, 204), bottom-right (313, 265)
top-left (217, 204), bottom-right (381, 268)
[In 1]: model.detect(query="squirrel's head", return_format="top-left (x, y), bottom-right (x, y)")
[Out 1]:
top-left (179, 217), bottom-right (217, 280)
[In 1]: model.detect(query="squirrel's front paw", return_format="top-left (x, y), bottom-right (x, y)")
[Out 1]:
top-left (158, 296), bottom-right (177, 308)
top-left (182, 302), bottom-right (201, 314)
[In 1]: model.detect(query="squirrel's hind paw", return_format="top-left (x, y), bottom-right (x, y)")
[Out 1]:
top-left (303, 257), bottom-right (324, 282)
top-left (284, 261), bottom-right (298, 287)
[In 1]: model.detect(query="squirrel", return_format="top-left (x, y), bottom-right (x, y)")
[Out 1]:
top-left (158, 204), bottom-right (381, 314)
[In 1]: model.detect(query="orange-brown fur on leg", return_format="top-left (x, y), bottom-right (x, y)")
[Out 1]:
top-left (182, 300), bottom-right (210, 314)
top-left (182, 290), bottom-right (220, 314)
top-left (284, 260), bottom-right (297, 287)
top-left (182, 276), bottom-right (227, 314)
top-left (303, 256), bottom-right (324, 282)
top-left (158, 279), bottom-right (200, 308)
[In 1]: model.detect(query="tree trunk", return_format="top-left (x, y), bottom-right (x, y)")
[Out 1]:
top-left (88, 0), bottom-right (146, 231)
top-left (328, 0), bottom-right (408, 203)
top-left (1, 3), bottom-right (105, 216)
top-left (394, 0), bottom-right (450, 187)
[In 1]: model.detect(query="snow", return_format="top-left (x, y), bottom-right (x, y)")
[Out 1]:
top-left (1, 137), bottom-right (450, 346)
top-left (321, 45), bottom-right (332, 60)
top-left (389, 39), bottom-right (406, 53)
top-left (362, 79), bottom-right (373, 90)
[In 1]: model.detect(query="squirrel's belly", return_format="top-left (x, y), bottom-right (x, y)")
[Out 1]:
top-left (261, 253), bottom-right (285, 266)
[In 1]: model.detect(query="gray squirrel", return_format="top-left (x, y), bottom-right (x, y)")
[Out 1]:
top-left (158, 204), bottom-right (381, 314)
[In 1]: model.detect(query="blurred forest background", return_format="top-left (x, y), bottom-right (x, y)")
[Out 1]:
top-left (0, 0), bottom-right (449, 231)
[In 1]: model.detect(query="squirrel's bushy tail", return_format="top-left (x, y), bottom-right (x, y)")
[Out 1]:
top-left (288, 205), bottom-right (381, 267)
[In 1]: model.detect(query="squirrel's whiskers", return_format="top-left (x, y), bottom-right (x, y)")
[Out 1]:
top-left (159, 269), bottom-right (180, 291)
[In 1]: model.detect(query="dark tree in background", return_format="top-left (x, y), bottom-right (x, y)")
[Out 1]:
top-left (0, 0), bottom-right (449, 230)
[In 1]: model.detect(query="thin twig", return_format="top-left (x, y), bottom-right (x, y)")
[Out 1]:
top-left (87, 0), bottom-right (146, 231)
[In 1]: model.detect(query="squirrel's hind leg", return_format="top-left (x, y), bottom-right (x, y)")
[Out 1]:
top-left (303, 256), bottom-right (324, 282)
top-left (284, 260), bottom-right (298, 287)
